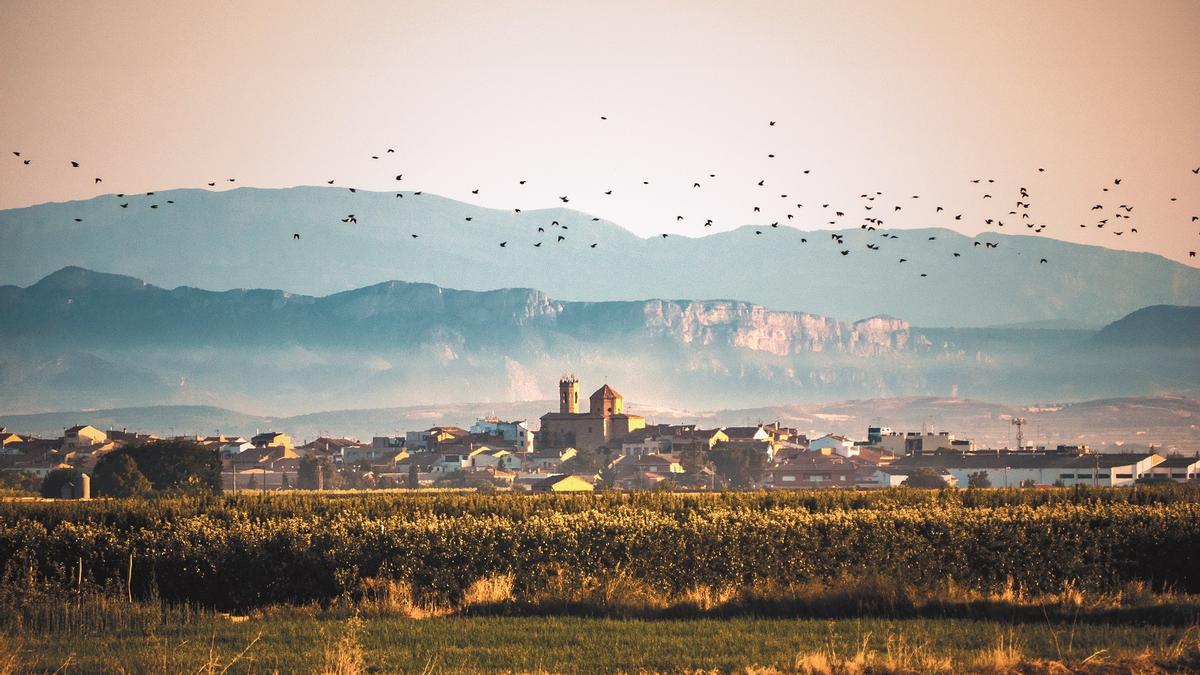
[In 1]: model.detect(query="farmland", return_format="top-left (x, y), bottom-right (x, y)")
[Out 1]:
top-left (1, 486), bottom-right (1199, 672)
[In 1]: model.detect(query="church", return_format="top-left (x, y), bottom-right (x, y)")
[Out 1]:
top-left (538, 377), bottom-right (646, 451)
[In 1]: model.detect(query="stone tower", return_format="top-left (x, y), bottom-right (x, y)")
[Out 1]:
top-left (559, 376), bottom-right (580, 414)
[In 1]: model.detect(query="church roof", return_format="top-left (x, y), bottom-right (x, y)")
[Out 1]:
top-left (590, 384), bottom-right (621, 400)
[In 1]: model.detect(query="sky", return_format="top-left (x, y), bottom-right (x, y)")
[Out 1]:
top-left (1, 0), bottom-right (1198, 264)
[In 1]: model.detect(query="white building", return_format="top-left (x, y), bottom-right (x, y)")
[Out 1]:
top-left (884, 451), bottom-right (1163, 488)
top-left (809, 434), bottom-right (858, 457)
top-left (1148, 456), bottom-right (1200, 482)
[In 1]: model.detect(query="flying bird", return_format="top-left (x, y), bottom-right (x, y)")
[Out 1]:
top-left (70, 161), bottom-right (79, 168)
top-left (499, 241), bottom-right (507, 247)
top-left (1040, 259), bottom-right (1048, 263)
top-left (293, 233), bottom-right (300, 240)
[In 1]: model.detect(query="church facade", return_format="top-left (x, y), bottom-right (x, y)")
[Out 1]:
top-left (538, 377), bottom-right (646, 451)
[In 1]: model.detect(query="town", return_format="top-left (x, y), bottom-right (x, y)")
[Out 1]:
top-left (2, 377), bottom-right (1197, 498)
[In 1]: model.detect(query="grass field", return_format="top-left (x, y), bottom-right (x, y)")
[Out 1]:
top-left (6, 613), bottom-right (1200, 673)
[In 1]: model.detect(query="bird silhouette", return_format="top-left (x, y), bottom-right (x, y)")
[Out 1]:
top-left (411, 234), bottom-right (418, 238)
top-left (534, 242), bottom-right (541, 247)
top-left (293, 233), bottom-right (300, 240)
top-left (953, 253), bottom-right (961, 257)
top-left (207, 182), bottom-right (215, 187)
top-left (471, 189), bottom-right (479, 194)
top-left (590, 243), bottom-right (598, 248)
top-left (70, 161), bottom-right (79, 168)
top-left (557, 235), bottom-right (565, 242)
top-left (119, 203), bottom-right (128, 208)
top-left (1040, 258), bottom-right (1048, 263)
top-left (840, 250), bottom-right (849, 256)
top-left (499, 242), bottom-right (507, 247)
top-left (94, 177), bottom-right (102, 184)
top-left (769, 121), bottom-right (775, 126)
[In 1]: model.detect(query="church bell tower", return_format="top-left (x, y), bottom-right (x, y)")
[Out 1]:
top-left (559, 375), bottom-right (580, 414)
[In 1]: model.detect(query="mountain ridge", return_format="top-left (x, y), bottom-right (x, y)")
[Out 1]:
top-left (0, 267), bottom-right (1197, 415)
top-left (2, 186), bottom-right (1197, 326)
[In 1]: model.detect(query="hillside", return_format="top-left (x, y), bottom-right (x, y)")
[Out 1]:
top-left (2, 187), bottom-right (1198, 326)
top-left (1, 268), bottom-right (1197, 414)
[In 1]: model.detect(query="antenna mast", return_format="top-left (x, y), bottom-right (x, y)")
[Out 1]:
top-left (1011, 417), bottom-right (1027, 451)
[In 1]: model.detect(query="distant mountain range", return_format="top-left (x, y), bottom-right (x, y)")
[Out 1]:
top-left (0, 267), bottom-right (1196, 414)
top-left (3, 395), bottom-right (1197, 456)
top-left (1, 187), bottom-right (1197, 327)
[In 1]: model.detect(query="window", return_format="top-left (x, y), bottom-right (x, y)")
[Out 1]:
top-left (781, 475), bottom-right (796, 482)
top-left (1059, 473), bottom-right (1073, 479)
top-left (1116, 473), bottom-right (1132, 479)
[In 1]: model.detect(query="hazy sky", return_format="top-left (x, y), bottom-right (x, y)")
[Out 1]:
top-left (1, 0), bottom-right (1198, 264)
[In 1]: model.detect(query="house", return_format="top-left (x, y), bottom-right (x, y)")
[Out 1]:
top-left (470, 447), bottom-right (523, 471)
top-left (299, 436), bottom-right (364, 459)
top-left (63, 425), bottom-right (107, 451)
top-left (1147, 455), bottom-right (1200, 482)
top-left (405, 426), bottom-right (471, 451)
top-left (530, 474), bottom-right (595, 493)
top-left (630, 453), bottom-right (684, 475)
top-left (762, 454), bottom-right (861, 488)
top-left (524, 448), bottom-right (575, 472)
top-left (470, 417), bottom-right (535, 453)
top-left (250, 432), bottom-right (293, 451)
top-left (107, 429), bottom-right (159, 446)
top-left (809, 434), bottom-right (858, 457)
top-left (538, 377), bottom-right (646, 451)
top-left (620, 426), bottom-right (674, 457)
top-left (430, 452), bottom-right (471, 473)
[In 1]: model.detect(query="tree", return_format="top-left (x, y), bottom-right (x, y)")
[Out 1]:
top-left (709, 444), bottom-right (765, 488)
top-left (967, 471), bottom-right (992, 489)
top-left (0, 470), bottom-right (40, 495)
top-left (406, 463), bottom-right (420, 489)
top-left (901, 469), bottom-right (948, 488)
top-left (92, 453), bottom-right (152, 498)
top-left (297, 455), bottom-right (321, 490)
top-left (562, 447), bottom-right (610, 476)
top-left (39, 468), bottom-right (77, 498)
top-left (123, 439), bottom-right (221, 495)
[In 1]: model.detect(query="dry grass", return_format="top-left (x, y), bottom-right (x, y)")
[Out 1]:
top-left (0, 634), bottom-right (21, 675)
top-left (461, 573), bottom-right (515, 608)
top-left (319, 613), bottom-right (365, 675)
top-left (970, 632), bottom-right (1025, 673)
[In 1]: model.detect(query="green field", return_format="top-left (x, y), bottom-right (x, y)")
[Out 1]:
top-left (8, 613), bottom-right (1200, 673)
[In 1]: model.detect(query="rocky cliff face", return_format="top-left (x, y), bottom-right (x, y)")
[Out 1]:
top-left (637, 301), bottom-right (911, 356)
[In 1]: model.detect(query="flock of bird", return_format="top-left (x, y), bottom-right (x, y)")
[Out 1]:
top-left (8, 120), bottom-right (1200, 274)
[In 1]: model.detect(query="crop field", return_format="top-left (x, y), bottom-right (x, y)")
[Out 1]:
top-left (1, 485), bottom-right (1199, 672)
